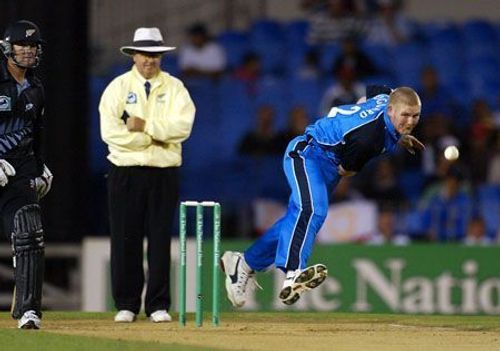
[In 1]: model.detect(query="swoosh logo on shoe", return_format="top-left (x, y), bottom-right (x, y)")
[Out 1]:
top-left (229, 257), bottom-right (241, 284)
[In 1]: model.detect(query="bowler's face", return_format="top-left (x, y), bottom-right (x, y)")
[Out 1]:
top-left (388, 102), bottom-right (421, 135)
top-left (133, 52), bottom-right (162, 79)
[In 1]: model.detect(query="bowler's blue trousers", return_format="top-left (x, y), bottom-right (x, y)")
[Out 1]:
top-left (245, 135), bottom-right (341, 272)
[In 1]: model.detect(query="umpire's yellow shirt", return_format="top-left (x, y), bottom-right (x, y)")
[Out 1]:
top-left (99, 65), bottom-right (195, 167)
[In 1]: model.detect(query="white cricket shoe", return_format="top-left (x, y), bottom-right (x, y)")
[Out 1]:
top-left (279, 264), bottom-right (328, 305)
top-left (149, 310), bottom-right (172, 323)
top-left (18, 310), bottom-right (41, 329)
top-left (220, 251), bottom-right (260, 308)
top-left (114, 310), bottom-right (136, 323)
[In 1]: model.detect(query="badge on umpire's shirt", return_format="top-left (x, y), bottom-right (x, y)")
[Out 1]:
top-left (0, 96), bottom-right (12, 111)
top-left (156, 93), bottom-right (166, 103)
top-left (126, 92), bottom-right (137, 104)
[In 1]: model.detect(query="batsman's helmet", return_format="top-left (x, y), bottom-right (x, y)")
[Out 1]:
top-left (0, 20), bottom-right (44, 68)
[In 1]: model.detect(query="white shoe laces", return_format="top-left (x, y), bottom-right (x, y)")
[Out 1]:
top-left (235, 269), bottom-right (262, 295)
top-left (24, 310), bottom-right (38, 320)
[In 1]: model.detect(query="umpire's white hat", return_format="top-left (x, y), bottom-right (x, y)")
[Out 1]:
top-left (120, 27), bottom-right (175, 56)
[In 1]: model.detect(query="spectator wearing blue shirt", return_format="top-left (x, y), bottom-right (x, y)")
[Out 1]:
top-left (421, 166), bottom-right (473, 242)
top-left (220, 86), bottom-right (425, 308)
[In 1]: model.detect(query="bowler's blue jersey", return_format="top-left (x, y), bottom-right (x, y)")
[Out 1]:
top-left (305, 94), bottom-right (400, 171)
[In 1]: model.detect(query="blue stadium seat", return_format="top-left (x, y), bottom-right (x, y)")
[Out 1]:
top-left (255, 77), bottom-right (288, 128)
top-left (108, 62), bottom-right (130, 78)
top-left (319, 43), bottom-right (341, 73)
top-left (360, 42), bottom-right (392, 74)
top-left (461, 20), bottom-right (498, 62)
top-left (288, 77), bottom-right (322, 119)
top-left (217, 31), bottom-right (250, 69)
top-left (423, 22), bottom-right (462, 43)
top-left (252, 40), bottom-right (287, 74)
top-left (160, 54), bottom-right (179, 76)
top-left (462, 20), bottom-right (497, 44)
top-left (250, 19), bottom-right (283, 40)
top-left (477, 185), bottom-right (500, 239)
top-left (250, 20), bottom-right (286, 74)
top-left (391, 42), bottom-right (429, 87)
top-left (466, 57), bottom-right (500, 96)
top-left (426, 24), bottom-right (463, 87)
top-left (215, 78), bottom-right (256, 161)
top-left (284, 20), bottom-right (309, 49)
top-left (398, 169), bottom-right (425, 204)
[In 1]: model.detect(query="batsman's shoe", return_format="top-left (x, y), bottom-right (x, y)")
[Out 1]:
top-left (18, 310), bottom-right (41, 329)
top-left (114, 310), bottom-right (136, 323)
top-left (279, 264), bottom-right (328, 305)
top-left (150, 310), bottom-right (172, 323)
top-left (220, 251), bottom-right (261, 308)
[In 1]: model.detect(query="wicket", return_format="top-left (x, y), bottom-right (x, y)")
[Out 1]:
top-left (178, 201), bottom-right (221, 327)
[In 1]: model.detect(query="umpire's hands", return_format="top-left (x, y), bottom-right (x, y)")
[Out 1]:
top-left (0, 159), bottom-right (15, 186)
top-left (126, 116), bottom-right (146, 132)
top-left (32, 164), bottom-right (53, 199)
top-left (398, 134), bottom-right (425, 155)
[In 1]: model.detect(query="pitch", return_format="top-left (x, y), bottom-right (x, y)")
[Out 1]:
top-left (0, 312), bottom-right (499, 350)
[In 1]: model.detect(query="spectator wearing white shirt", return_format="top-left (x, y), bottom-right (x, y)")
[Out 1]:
top-left (366, 0), bottom-right (414, 46)
top-left (179, 23), bottom-right (226, 79)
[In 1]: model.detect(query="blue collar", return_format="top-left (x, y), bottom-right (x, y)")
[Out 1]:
top-left (383, 107), bottom-right (400, 142)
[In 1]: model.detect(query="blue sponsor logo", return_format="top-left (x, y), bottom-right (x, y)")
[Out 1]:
top-left (126, 92), bottom-right (137, 104)
top-left (0, 96), bottom-right (11, 111)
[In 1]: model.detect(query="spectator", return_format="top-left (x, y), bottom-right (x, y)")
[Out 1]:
top-left (367, 204), bottom-right (410, 245)
top-left (274, 106), bottom-right (310, 152)
top-left (420, 133), bottom-right (460, 185)
top-left (360, 157), bottom-right (406, 208)
top-left (466, 100), bottom-right (497, 185)
top-left (319, 65), bottom-right (365, 115)
top-left (333, 36), bottom-right (378, 79)
top-left (297, 50), bottom-right (321, 79)
top-left (179, 22), bottom-right (226, 79)
top-left (234, 52), bottom-right (261, 95)
top-left (366, 0), bottom-right (414, 46)
top-left (300, 0), bottom-right (328, 14)
top-left (420, 166), bottom-right (473, 242)
top-left (307, 0), bottom-right (367, 44)
top-left (464, 216), bottom-right (493, 246)
top-left (418, 66), bottom-right (455, 121)
top-left (330, 176), bottom-right (364, 204)
top-left (487, 131), bottom-right (500, 184)
top-left (238, 105), bottom-right (281, 156)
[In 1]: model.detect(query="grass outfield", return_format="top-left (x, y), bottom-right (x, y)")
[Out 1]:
top-left (0, 312), bottom-right (499, 351)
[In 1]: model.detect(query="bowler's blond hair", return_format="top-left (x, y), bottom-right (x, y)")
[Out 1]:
top-left (389, 87), bottom-right (421, 107)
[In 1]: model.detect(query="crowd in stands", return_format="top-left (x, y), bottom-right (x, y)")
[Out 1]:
top-left (89, 0), bottom-right (500, 245)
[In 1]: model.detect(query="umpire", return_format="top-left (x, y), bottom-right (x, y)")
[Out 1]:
top-left (99, 27), bottom-right (195, 323)
top-left (0, 20), bottom-right (53, 329)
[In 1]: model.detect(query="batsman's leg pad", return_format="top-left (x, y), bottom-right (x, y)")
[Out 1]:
top-left (10, 204), bottom-right (44, 319)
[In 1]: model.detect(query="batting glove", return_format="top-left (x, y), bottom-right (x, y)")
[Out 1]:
top-left (0, 159), bottom-right (16, 187)
top-left (31, 164), bottom-right (53, 199)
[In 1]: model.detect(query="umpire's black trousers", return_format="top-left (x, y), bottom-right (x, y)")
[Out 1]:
top-left (108, 164), bottom-right (178, 316)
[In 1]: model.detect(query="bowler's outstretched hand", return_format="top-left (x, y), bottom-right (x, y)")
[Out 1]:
top-left (398, 134), bottom-right (425, 155)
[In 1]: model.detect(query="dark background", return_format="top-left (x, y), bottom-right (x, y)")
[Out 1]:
top-left (1, 0), bottom-right (90, 241)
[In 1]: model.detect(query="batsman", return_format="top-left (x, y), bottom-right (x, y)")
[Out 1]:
top-left (0, 20), bottom-right (52, 329)
top-left (222, 86), bottom-right (425, 307)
